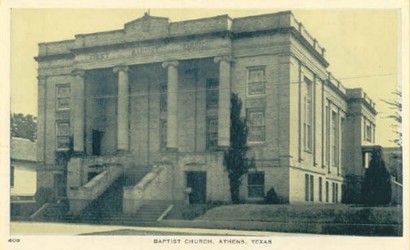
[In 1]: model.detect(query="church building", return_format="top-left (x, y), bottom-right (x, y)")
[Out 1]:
top-left (35, 11), bottom-right (377, 214)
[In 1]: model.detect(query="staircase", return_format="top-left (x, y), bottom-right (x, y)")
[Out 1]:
top-left (124, 166), bottom-right (151, 187)
top-left (108, 201), bottom-right (173, 226)
top-left (32, 165), bottom-right (158, 224)
top-left (73, 175), bottom-right (126, 224)
top-left (29, 202), bottom-right (69, 222)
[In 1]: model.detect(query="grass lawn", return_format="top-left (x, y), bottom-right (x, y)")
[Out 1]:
top-left (197, 204), bottom-right (402, 225)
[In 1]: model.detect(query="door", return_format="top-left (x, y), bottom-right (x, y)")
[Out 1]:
top-left (54, 173), bottom-right (67, 198)
top-left (92, 130), bottom-right (103, 156)
top-left (186, 171), bottom-right (207, 204)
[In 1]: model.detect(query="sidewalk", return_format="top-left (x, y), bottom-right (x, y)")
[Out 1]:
top-left (10, 221), bottom-right (310, 236)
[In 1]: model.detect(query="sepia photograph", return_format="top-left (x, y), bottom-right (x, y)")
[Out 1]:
top-left (1, 2), bottom-right (408, 250)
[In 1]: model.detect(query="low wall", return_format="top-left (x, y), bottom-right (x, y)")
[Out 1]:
top-left (68, 166), bottom-right (122, 214)
top-left (123, 164), bottom-right (173, 214)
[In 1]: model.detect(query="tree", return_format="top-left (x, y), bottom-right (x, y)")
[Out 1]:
top-left (10, 113), bottom-right (37, 141)
top-left (382, 91), bottom-right (402, 146)
top-left (224, 93), bottom-right (255, 204)
top-left (361, 148), bottom-right (392, 205)
top-left (381, 91), bottom-right (402, 183)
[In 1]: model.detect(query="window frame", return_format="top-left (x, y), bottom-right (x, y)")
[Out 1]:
top-left (56, 84), bottom-right (71, 111)
top-left (56, 121), bottom-right (71, 151)
top-left (160, 82), bottom-right (168, 112)
top-left (247, 171), bottom-right (265, 199)
top-left (206, 117), bottom-right (218, 151)
top-left (304, 77), bottom-right (313, 152)
top-left (332, 110), bottom-right (339, 167)
top-left (247, 66), bottom-right (266, 96)
top-left (247, 109), bottom-right (266, 143)
top-left (160, 120), bottom-right (167, 150)
top-left (206, 78), bottom-right (219, 108)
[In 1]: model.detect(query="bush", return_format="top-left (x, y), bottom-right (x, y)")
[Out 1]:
top-left (361, 149), bottom-right (392, 205)
top-left (34, 187), bottom-right (56, 205)
top-left (265, 187), bottom-right (283, 204)
top-left (181, 205), bottom-right (209, 220)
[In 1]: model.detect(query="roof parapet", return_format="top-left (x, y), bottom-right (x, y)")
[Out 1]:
top-left (346, 88), bottom-right (377, 113)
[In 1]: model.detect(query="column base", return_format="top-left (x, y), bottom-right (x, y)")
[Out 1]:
top-left (72, 151), bottom-right (85, 157)
top-left (116, 149), bottom-right (129, 155)
top-left (217, 145), bottom-right (230, 151)
top-left (166, 147), bottom-right (178, 152)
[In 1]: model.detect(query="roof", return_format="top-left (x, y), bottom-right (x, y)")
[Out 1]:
top-left (11, 137), bottom-right (37, 162)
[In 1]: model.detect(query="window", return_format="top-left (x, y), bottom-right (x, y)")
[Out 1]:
top-left (56, 122), bottom-right (70, 150)
top-left (365, 123), bottom-right (372, 142)
top-left (335, 183), bottom-right (339, 203)
top-left (56, 85), bottom-right (70, 110)
top-left (332, 182), bottom-right (336, 203)
top-left (332, 111), bottom-right (338, 167)
top-left (247, 110), bottom-right (265, 142)
top-left (247, 67), bottom-right (266, 95)
top-left (319, 177), bottom-right (322, 202)
top-left (206, 78), bottom-right (219, 107)
top-left (326, 181), bottom-right (329, 202)
top-left (325, 104), bottom-right (330, 166)
top-left (10, 166), bottom-right (14, 188)
top-left (248, 172), bottom-right (265, 198)
top-left (305, 174), bottom-right (314, 202)
top-left (340, 117), bottom-right (345, 174)
top-left (160, 82), bottom-right (167, 111)
top-left (310, 175), bottom-right (314, 202)
top-left (305, 174), bottom-right (309, 201)
top-left (206, 118), bottom-right (218, 150)
top-left (304, 77), bottom-right (313, 151)
top-left (56, 84), bottom-right (71, 150)
top-left (160, 120), bottom-right (167, 149)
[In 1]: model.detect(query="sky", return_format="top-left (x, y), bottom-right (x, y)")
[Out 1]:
top-left (10, 9), bottom-right (400, 147)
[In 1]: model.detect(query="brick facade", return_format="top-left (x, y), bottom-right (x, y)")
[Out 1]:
top-left (35, 11), bottom-right (377, 207)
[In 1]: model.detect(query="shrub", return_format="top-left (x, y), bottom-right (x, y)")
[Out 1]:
top-left (361, 149), bottom-right (392, 205)
top-left (34, 187), bottom-right (56, 205)
top-left (265, 187), bottom-right (283, 204)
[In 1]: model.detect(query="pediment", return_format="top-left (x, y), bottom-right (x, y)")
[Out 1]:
top-left (124, 14), bottom-right (170, 42)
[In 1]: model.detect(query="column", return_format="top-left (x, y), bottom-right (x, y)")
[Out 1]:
top-left (37, 76), bottom-right (47, 163)
top-left (162, 61), bottom-right (179, 150)
top-left (214, 56), bottom-right (232, 148)
top-left (113, 65), bottom-right (129, 152)
top-left (71, 69), bottom-right (85, 154)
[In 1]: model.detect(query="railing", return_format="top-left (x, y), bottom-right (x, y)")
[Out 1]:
top-left (68, 165), bottom-right (123, 214)
top-left (123, 164), bottom-right (170, 214)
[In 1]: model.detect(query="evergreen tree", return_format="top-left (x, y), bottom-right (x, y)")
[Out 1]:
top-left (361, 148), bottom-right (392, 205)
top-left (224, 93), bottom-right (255, 204)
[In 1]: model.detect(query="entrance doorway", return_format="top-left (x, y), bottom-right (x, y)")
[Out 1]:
top-left (92, 130), bottom-right (104, 156)
top-left (186, 171), bottom-right (207, 204)
top-left (54, 173), bottom-right (67, 198)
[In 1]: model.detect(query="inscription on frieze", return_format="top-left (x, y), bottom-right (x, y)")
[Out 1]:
top-left (84, 39), bottom-right (210, 63)
top-left (89, 52), bottom-right (109, 61)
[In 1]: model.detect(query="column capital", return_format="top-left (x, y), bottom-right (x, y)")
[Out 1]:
top-left (162, 60), bottom-right (179, 69)
top-left (213, 55), bottom-right (232, 64)
top-left (71, 69), bottom-right (85, 77)
top-left (113, 65), bottom-right (129, 74)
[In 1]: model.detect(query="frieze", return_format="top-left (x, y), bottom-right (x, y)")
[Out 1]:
top-left (75, 38), bottom-right (225, 69)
